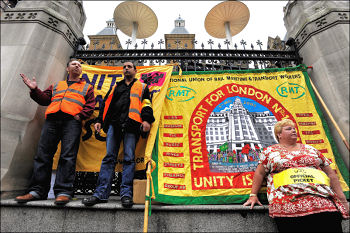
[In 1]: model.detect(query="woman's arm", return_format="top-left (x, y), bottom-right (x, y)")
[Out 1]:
top-left (243, 163), bottom-right (266, 209)
top-left (322, 165), bottom-right (349, 213)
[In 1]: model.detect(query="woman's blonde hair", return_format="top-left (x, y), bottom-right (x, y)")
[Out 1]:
top-left (274, 119), bottom-right (295, 142)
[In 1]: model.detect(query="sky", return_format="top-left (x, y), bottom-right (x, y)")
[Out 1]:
top-left (213, 96), bottom-right (271, 113)
top-left (82, 1), bottom-right (289, 50)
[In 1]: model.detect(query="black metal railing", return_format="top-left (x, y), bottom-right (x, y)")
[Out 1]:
top-left (74, 38), bottom-right (302, 71)
top-left (74, 170), bottom-right (147, 196)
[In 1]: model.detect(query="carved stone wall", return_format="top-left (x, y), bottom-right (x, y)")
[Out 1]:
top-left (284, 1), bottom-right (349, 167)
top-left (1, 1), bottom-right (86, 192)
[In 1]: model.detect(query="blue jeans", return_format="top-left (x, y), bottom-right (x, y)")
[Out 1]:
top-left (93, 125), bottom-right (137, 200)
top-left (28, 118), bottom-right (81, 198)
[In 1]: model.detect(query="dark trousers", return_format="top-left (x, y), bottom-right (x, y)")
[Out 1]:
top-left (93, 125), bottom-right (137, 200)
top-left (274, 211), bottom-right (343, 232)
top-left (28, 118), bottom-right (81, 198)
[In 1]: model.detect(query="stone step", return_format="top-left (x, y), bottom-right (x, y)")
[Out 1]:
top-left (1, 196), bottom-right (349, 232)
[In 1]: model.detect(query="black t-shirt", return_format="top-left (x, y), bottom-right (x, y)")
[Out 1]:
top-left (109, 79), bottom-right (133, 127)
top-left (109, 79), bottom-right (144, 135)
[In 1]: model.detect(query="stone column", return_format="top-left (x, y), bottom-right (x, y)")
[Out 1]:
top-left (283, 1), bottom-right (349, 168)
top-left (1, 1), bottom-right (86, 194)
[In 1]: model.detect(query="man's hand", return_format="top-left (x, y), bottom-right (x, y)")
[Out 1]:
top-left (141, 121), bottom-right (151, 132)
top-left (94, 123), bottom-right (101, 134)
top-left (20, 73), bottom-right (37, 90)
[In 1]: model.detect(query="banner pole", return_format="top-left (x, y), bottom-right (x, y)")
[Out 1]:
top-left (143, 162), bottom-right (151, 233)
top-left (307, 68), bottom-right (350, 152)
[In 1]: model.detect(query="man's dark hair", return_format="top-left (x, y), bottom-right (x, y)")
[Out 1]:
top-left (67, 58), bottom-right (80, 67)
top-left (125, 61), bottom-right (137, 70)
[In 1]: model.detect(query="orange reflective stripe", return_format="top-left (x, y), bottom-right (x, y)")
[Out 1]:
top-left (45, 80), bottom-right (91, 118)
top-left (128, 81), bottom-right (145, 123)
top-left (52, 97), bottom-right (84, 107)
top-left (102, 81), bottom-right (150, 124)
top-left (52, 83), bottom-right (59, 96)
top-left (103, 85), bottom-right (116, 122)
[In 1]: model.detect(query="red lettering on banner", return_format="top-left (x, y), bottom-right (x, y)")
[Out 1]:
top-left (296, 113), bottom-right (313, 117)
top-left (164, 142), bottom-right (183, 147)
top-left (164, 183), bottom-right (186, 190)
top-left (164, 162), bottom-right (184, 168)
top-left (164, 115), bottom-right (183, 120)
top-left (302, 130), bottom-right (320, 135)
top-left (188, 83), bottom-right (297, 190)
top-left (164, 124), bottom-right (183, 128)
top-left (163, 152), bottom-right (184, 157)
top-left (319, 149), bottom-right (328, 154)
top-left (163, 173), bottom-right (185, 178)
top-left (299, 122), bottom-right (316, 126)
top-left (163, 133), bottom-right (183, 138)
top-left (305, 139), bottom-right (324, 144)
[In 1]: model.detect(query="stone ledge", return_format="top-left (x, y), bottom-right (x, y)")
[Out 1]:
top-left (1, 197), bottom-right (348, 232)
top-left (0, 196), bottom-right (269, 212)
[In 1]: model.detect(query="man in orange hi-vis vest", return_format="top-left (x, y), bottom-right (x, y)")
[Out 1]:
top-left (82, 61), bottom-right (154, 208)
top-left (15, 58), bottom-right (95, 205)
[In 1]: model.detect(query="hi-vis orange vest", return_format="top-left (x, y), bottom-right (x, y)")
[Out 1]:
top-left (45, 80), bottom-right (91, 118)
top-left (103, 80), bottom-right (147, 123)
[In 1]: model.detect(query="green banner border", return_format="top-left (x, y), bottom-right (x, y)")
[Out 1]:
top-left (302, 67), bottom-right (349, 199)
top-left (151, 65), bottom-right (349, 204)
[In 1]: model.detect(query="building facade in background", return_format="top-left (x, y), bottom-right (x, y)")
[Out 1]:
top-left (87, 19), bottom-right (121, 50)
top-left (165, 15), bottom-right (196, 49)
top-left (206, 97), bottom-right (277, 153)
top-left (1, 0), bottom-right (86, 193)
top-left (283, 0), bottom-right (349, 167)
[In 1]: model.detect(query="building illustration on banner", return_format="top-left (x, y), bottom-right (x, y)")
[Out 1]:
top-left (206, 96), bottom-right (277, 173)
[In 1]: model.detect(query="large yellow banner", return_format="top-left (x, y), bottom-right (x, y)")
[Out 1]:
top-left (150, 65), bottom-right (349, 204)
top-left (53, 64), bottom-right (174, 172)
